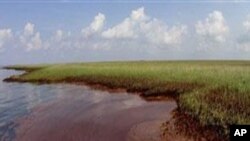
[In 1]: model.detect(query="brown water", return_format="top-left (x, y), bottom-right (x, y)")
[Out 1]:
top-left (0, 70), bottom-right (177, 141)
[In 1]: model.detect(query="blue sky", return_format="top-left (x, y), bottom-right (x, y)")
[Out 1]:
top-left (0, 0), bottom-right (250, 65)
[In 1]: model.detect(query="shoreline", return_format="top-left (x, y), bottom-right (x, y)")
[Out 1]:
top-left (3, 67), bottom-right (179, 101)
top-left (3, 68), bottom-right (226, 141)
top-left (6, 78), bottom-right (176, 141)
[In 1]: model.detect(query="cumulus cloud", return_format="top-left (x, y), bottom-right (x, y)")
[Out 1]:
top-left (14, 7), bottom-right (186, 52)
top-left (236, 15), bottom-right (250, 52)
top-left (130, 7), bottom-right (149, 22)
top-left (195, 11), bottom-right (229, 42)
top-left (243, 21), bottom-right (250, 31)
top-left (140, 19), bottom-right (187, 45)
top-left (46, 29), bottom-right (73, 49)
top-left (102, 18), bottom-right (137, 39)
top-left (102, 7), bottom-right (187, 46)
top-left (24, 22), bottom-right (34, 36)
top-left (102, 7), bottom-right (149, 39)
top-left (243, 15), bottom-right (250, 31)
top-left (20, 22), bottom-right (43, 51)
top-left (54, 29), bottom-right (64, 41)
top-left (82, 13), bottom-right (105, 37)
top-left (0, 28), bottom-right (12, 49)
top-left (90, 13), bottom-right (106, 32)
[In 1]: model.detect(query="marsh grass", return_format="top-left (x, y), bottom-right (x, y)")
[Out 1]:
top-left (4, 61), bottom-right (250, 137)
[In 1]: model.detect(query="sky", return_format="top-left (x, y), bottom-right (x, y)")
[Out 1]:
top-left (0, 0), bottom-right (250, 65)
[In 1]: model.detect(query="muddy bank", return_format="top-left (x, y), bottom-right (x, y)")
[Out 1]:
top-left (12, 85), bottom-right (176, 141)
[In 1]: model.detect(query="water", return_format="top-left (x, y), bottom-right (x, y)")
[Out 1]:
top-left (0, 70), bottom-right (176, 141)
top-left (0, 70), bottom-right (65, 140)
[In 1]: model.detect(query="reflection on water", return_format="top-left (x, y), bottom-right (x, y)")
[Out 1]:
top-left (0, 70), bottom-right (66, 140)
top-left (0, 70), bottom-right (148, 141)
top-left (0, 70), bottom-right (176, 141)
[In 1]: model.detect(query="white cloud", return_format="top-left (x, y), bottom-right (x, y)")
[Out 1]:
top-left (130, 7), bottom-right (149, 22)
top-left (243, 15), bottom-right (250, 31)
top-left (102, 7), bottom-right (187, 46)
top-left (243, 21), bottom-right (250, 31)
top-left (27, 32), bottom-right (42, 50)
top-left (101, 7), bottom-right (149, 39)
top-left (90, 13), bottom-right (106, 32)
top-left (102, 18), bottom-right (137, 39)
top-left (0, 28), bottom-right (12, 49)
top-left (55, 29), bottom-right (64, 41)
top-left (82, 13), bottom-right (105, 37)
top-left (140, 19), bottom-right (187, 45)
top-left (20, 22), bottom-right (43, 51)
top-left (237, 42), bottom-right (250, 52)
top-left (46, 29), bottom-right (72, 49)
top-left (195, 11), bottom-right (229, 42)
top-left (236, 15), bottom-right (250, 52)
top-left (24, 22), bottom-right (35, 36)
